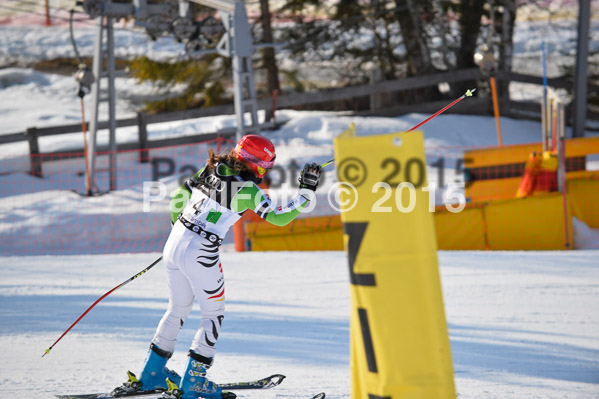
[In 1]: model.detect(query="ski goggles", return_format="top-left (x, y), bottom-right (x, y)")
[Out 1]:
top-left (237, 147), bottom-right (276, 169)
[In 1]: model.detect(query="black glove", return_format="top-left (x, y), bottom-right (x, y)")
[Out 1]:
top-left (298, 162), bottom-right (322, 191)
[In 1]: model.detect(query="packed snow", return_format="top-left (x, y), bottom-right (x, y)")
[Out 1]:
top-left (0, 251), bottom-right (598, 398)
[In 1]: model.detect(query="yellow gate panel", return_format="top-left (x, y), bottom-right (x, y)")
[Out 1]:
top-left (466, 142), bottom-right (542, 167)
top-left (465, 177), bottom-right (522, 203)
top-left (245, 215), bottom-right (344, 251)
top-left (565, 136), bottom-right (599, 157)
top-left (567, 178), bottom-right (599, 228)
top-left (484, 193), bottom-right (571, 250)
top-left (434, 207), bottom-right (486, 250)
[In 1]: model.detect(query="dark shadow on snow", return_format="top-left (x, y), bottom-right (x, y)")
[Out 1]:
top-left (448, 323), bottom-right (599, 385)
top-left (6, 291), bottom-right (595, 383)
top-left (0, 293), bottom-right (350, 366)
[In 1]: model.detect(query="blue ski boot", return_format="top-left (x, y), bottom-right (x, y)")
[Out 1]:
top-left (112, 344), bottom-right (181, 396)
top-left (163, 351), bottom-right (234, 399)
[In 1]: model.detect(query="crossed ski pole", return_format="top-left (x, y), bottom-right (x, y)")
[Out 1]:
top-left (42, 256), bottom-right (163, 357)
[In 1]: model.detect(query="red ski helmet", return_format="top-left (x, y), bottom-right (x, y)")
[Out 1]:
top-left (233, 134), bottom-right (276, 178)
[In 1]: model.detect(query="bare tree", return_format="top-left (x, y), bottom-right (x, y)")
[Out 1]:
top-left (453, 0), bottom-right (486, 95)
top-left (497, 0), bottom-right (516, 97)
top-left (394, 0), bottom-right (434, 76)
top-left (260, 0), bottom-right (281, 95)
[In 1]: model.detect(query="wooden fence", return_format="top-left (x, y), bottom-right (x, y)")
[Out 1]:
top-left (1, 67), bottom-right (596, 177)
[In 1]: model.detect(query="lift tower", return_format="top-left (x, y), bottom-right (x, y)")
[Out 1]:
top-left (189, 0), bottom-right (261, 141)
top-left (81, 0), bottom-right (263, 194)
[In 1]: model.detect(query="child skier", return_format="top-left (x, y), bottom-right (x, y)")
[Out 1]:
top-left (113, 134), bottom-right (322, 399)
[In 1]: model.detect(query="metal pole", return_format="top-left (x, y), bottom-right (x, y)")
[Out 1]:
top-left (87, 16), bottom-right (105, 194)
top-left (551, 98), bottom-right (558, 151)
top-left (244, 56), bottom-right (259, 128)
top-left (557, 104), bottom-right (566, 193)
top-left (231, 1), bottom-right (258, 141)
top-left (188, 0), bottom-right (261, 142)
top-left (232, 54), bottom-right (245, 142)
top-left (572, 0), bottom-right (590, 138)
top-left (80, 98), bottom-right (92, 195)
top-left (558, 103), bottom-right (570, 249)
top-left (541, 42), bottom-right (549, 151)
top-left (541, 98), bottom-right (547, 152)
top-left (107, 16), bottom-right (118, 191)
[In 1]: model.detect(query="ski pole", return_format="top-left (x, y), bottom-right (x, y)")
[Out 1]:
top-left (320, 159), bottom-right (335, 168)
top-left (323, 89), bottom-right (477, 166)
top-left (42, 256), bottom-right (163, 357)
top-left (323, 89), bottom-right (478, 152)
top-left (407, 88), bottom-right (476, 132)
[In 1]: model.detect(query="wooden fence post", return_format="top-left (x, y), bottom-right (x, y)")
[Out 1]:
top-left (26, 127), bottom-right (43, 177)
top-left (137, 111), bottom-right (149, 163)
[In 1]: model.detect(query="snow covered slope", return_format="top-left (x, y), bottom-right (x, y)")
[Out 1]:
top-left (0, 250), bottom-right (597, 398)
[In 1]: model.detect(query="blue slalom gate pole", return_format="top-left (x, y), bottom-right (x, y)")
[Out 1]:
top-left (541, 42), bottom-right (549, 150)
top-left (542, 42), bottom-right (548, 109)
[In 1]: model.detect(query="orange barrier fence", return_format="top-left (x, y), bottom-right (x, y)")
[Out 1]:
top-left (245, 178), bottom-right (599, 251)
top-left (245, 215), bottom-right (343, 251)
top-left (464, 136), bottom-right (599, 202)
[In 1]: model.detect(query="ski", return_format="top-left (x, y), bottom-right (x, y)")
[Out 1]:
top-left (56, 390), bottom-right (162, 399)
top-left (56, 374), bottom-right (287, 399)
top-left (219, 374), bottom-right (285, 390)
top-left (57, 391), bottom-right (324, 399)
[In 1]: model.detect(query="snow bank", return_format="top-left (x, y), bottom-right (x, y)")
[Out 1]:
top-left (0, 25), bottom-right (186, 66)
top-left (573, 216), bottom-right (599, 249)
